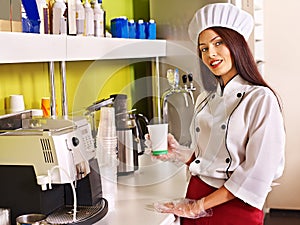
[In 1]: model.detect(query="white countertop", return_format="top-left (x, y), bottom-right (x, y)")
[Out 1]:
top-left (94, 155), bottom-right (188, 225)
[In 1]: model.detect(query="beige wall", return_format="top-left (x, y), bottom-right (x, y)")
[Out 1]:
top-left (264, 0), bottom-right (300, 209)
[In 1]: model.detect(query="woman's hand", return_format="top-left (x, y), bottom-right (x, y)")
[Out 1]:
top-left (154, 198), bottom-right (213, 219)
top-left (145, 133), bottom-right (193, 164)
top-left (154, 133), bottom-right (180, 161)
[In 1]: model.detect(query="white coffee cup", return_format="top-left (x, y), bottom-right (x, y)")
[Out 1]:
top-left (7, 94), bottom-right (25, 113)
top-left (147, 123), bottom-right (168, 155)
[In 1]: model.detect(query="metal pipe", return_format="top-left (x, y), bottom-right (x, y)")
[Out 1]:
top-left (61, 61), bottom-right (68, 118)
top-left (49, 61), bottom-right (57, 118)
top-left (161, 91), bottom-right (172, 124)
top-left (155, 56), bottom-right (161, 123)
top-left (161, 88), bottom-right (190, 124)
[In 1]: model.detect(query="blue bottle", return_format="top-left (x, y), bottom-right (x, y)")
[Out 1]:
top-left (128, 19), bottom-right (136, 39)
top-left (146, 19), bottom-right (156, 39)
top-left (111, 17), bottom-right (129, 38)
top-left (136, 19), bottom-right (146, 39)
top-left (21, 0), bottom-right (41, 33)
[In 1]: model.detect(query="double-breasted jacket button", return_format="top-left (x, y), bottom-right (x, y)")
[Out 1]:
top-left (237, 92), bottom-right (242, 98)
top-left (195, 159), bottom-right (201, 164)
top-left (221, 124), bottom-right (226, 130)
top-left (225, 158), bottom-right (231, 163)
top-left (196, 127), bottom-right (200, 132)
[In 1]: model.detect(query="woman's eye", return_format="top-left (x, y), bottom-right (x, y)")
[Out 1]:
top-left (215, 41), bottom-right (223, 46)
top-left (200, 47), bottom-right (207, 52)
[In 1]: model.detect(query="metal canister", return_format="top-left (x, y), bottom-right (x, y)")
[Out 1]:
top-left (16, 214), bottom-right (49, 225)
top-left (110, 94), bottom-right (128, 129)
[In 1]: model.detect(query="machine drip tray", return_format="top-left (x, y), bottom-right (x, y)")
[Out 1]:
top-left (46, 198), bottom-right (108, 225)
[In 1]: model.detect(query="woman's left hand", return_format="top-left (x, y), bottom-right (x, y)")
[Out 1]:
top-left (153, 198), bottom-right (213, 219)
top-left (144, 133), bottom-right (194, 164)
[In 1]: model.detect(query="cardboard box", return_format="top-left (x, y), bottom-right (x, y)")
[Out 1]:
top-left (0, 1), bottom-right (11, 31)
top-left (12, 21), bottom-right (22, 32)
top-left (0, 20), bottom-right (11, 32)
top-left (11, 0), bottom-right (22, 32)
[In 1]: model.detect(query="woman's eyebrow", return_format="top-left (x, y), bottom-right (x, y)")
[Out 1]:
top-left (199, 35), bottom-right (221, 46)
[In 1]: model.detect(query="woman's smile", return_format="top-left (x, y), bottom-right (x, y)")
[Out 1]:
top-left (210, 59), bottom-right (223, 68)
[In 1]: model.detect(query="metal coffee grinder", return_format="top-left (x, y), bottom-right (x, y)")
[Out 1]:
top-left (111, 94), bottom-right (149, 176)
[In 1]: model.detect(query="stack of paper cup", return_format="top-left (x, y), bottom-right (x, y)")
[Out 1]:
top-left (7, 94), bottom-right (25, 113)
top-left (97, 107), bottom-right (118, 166)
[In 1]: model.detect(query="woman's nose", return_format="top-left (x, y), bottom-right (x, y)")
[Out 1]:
top-left (208, 47), bottom-right (217, 58)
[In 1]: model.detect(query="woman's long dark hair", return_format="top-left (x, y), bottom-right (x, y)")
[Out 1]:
top-left (199, 27), bottom-right (282, 109)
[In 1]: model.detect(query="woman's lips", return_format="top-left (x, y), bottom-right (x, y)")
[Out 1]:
top-left (210, 59), bottom-right (222, 69)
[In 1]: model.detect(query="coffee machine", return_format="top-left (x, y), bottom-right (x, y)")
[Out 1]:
top-left (0, 111), bottom-right (108, 225)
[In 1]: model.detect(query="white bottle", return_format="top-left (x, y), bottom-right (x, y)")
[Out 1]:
top-left (68, 0), bottom-right (77, 35)
top-left (36, 0), bottom-right (49, 34)
top-left (84, 0), bottom-right (94, 36)
top-left (52, 0), bottom-right (67, 35)
top-left (76, 0), bottom-right (85, 35)
top-left (93, 0), bottom-right (105, 37)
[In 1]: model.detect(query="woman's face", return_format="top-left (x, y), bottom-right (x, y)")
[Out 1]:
top-left (198, 29), bottom-right (238, 85)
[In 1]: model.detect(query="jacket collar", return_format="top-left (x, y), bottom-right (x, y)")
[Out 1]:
top-left (216, 74), bottom-right (249, 97)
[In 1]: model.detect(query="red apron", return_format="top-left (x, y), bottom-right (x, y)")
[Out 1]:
top-left (181, 176), bottom-right (264, 225)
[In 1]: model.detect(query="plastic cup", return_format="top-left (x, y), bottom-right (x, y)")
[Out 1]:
top-left (41, 97), bottom-right (50, 117)
top-left (147, 123), bottom-right (168, 156)
top-left (97, 107), bottom-right (116, 138)
top-left (41, 97), bottom-right (58, 117)
top-left (97, 107), bottom-right (117, 166)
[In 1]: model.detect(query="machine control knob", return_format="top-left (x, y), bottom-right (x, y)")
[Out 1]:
top-left (72, 137), bottom-right (80, 147)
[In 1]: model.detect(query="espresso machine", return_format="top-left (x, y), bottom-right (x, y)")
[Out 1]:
top-left (0, 110), bottom-right (108, 225)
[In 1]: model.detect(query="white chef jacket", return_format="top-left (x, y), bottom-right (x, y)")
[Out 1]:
top-left (189, 75), bottom-right (285, 210)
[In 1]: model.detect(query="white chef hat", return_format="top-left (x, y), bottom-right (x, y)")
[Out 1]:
top-left (188, 3), bottom-right (254, 44)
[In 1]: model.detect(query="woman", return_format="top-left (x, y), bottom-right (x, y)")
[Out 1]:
top-left (151, 3), bottom-right (285, 225)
